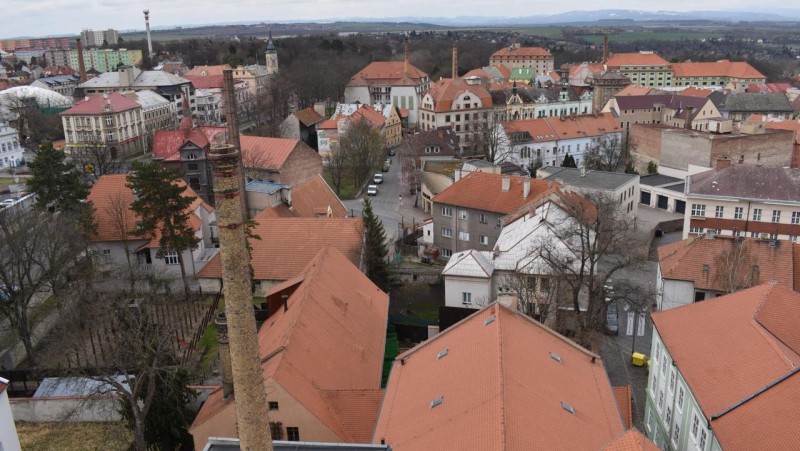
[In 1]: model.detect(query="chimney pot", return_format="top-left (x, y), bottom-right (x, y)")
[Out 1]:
top-left (501, 175), bottom-right (511, 192)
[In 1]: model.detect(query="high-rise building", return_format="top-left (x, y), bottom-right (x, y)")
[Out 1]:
top-left (80, 29), bottom-right (119, 48)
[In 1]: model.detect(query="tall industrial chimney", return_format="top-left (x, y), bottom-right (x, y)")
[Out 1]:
top-left (452, 43), bottom-right (458, 79)
top-left (208, 140), bottom-right (273, 451)
top-left (143, 9), bottom-right (153, 60)
top-left (603, 36), bottom-right (609, 64)
top-left (223, 69), bottom-right (248, 214)
top-left (403, 33), bottom-right (409, 78)
top-left (76, 38), bottom-right (87, 83)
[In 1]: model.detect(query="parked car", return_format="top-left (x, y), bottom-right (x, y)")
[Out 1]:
top-left (382, 161), bottom-right (390, 172)
top-left (388, 148), bottom-right (396, 156)
top-left (373, 173), bottom-right (384, 184)
top-left (605, 302), bottom-right (619, 335)
top-left (0, 199), bottom-right (15, 209)
top-left (367, 185), bottom-right (379, 196)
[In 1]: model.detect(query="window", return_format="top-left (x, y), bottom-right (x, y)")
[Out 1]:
top-left (699, 430), bottom-right (707, 449)
top-left (792, 211), bottom-right (800, 224)
top-left (458, 231), bottom-right (469, 241)
top-left (714, 206), bottom-right (724, 218)
top-left (658, 390), bottom-right (664, 411)
top-left (269, 422), bottom-right (283, 440)
top-left (772, 210), bottom-right (781, 223)
top-left (458, 210), bottom-right (469, 220)
top-left (672, 423), bottom-right (681, 446)
top-left (689, 226), bottom-right (704, 235)
top-left (286, 427), bottom-right (300, 442)
top-left (646, 409), bottom-right (654, 432)
top-left (441, 227), bottom-right (452, 238)
top-left (691, 413), bottom-right (700, 439)
top-left (445, 115), bottom-right (450, 123)
top-left (734, 207), bottom-right (743, 219)
top-left (102, 249), bottom-right (111, 255)
top-left (441, 248), bottom-right (452, 258)
top-left (462, 292), bottom-right (472, 304)
top-left (669, 369), bottom-right (676, 392)
top-left (479, 213), bottom-right (487, 224)
top-left (753, 208), bottom-right (762, 221)
top-left (105, 116), bottom-right (113, 126)
top-left (163, 250), bottom-right (179, 265)
top-left (187, 163), bottom-right (199, 171)
top-left (441, 206), bottom-right (452, 217)
top-left (480, 235), bottom-right (489, 245)
top-left (187, 153), bottom-right (197, 160)
top-left (691, 204), bottom-right (706, 217)
top-left (666, 406), bottom-right (672, 426)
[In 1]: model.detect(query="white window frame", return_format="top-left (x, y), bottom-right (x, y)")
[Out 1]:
top-left (441, 227), bottom-right (453, 238)
top-left (791, 211), bottom-right (800, 225)
top-left (734, 206), bottom-right (743, 219)
top-left (441, 248), bottom-right (452, 258)
top-left (458, 209), bottom-right (469, 220)
top-left (691, 204), bottom-right (706, 217)
top-left (753, 208), bottom-right (762, 221)
top-left (479, 213), bottom-right (487, 224)
top-left (163, 250), bottom-right (179, 265)
top-left (462, 292), bottom-right (472, 305)
top-left (772, 210), bottom-right (781, 223)
top-left (458, 231), bottom-right (469, 241)
top-left (480, 235), bottom-right (489, 245)
top-left (714, 205), bottom-right (724, 218)
top-left (441, 206), bottom-right (453, 217)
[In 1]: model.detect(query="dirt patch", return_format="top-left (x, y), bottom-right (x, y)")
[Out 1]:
top-left (15, 421), bottom-right (133, 450)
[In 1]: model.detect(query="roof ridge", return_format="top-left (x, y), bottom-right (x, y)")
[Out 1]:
top-left (496, 305), bottom-right (508, 450)
top-left (711, 367), bottom-right (800, 421)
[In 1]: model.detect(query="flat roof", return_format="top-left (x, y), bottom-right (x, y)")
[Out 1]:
top-left (640, 173), bottom-right (683, 187)
top-left (541, 166), bottom-right (638, 191)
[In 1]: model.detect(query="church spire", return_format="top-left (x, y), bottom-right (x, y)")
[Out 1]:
top-left (266, 23), bottom-right (278, 75)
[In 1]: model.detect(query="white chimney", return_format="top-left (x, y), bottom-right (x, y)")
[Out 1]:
top-left (497, 288), bottom-right (519, 312)
top-left (454, 169), bottom-right (462, 182)
top-left (523, 176), bottom-right (531, 199)
top-left (501, 175), bottom-right (511, 192)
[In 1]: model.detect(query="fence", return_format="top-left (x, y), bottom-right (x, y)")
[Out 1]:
top-left (181, 290), bottom-right (222, 365)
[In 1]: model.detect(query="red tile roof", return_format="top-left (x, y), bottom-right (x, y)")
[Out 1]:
top-left (293, 107), bottom-right (325, 126)
top-left (612, 386), bottom-right (633, 429)
top-left (270, 174), bottom-right (348, 218)
top-left (672, 61), bottom-right (765, 79)
top-left (606, 52), bottom-right (670, 68)
top-left (502, 112), bottom-right (622, 143)
top-left (434, 172), bottom-right (557, 214)
top-left (680, 86), bottom-right (714, 98)
top-left (615, 85), bottom-right (653, 97)
top-left (657, 236), bottom-right (796, 292)
top-left (373, 304), bottom-right (625, 450)
top-left (195, 217), bottom-right (364, 281)
top-left (239, 135), bottom-right (302, 171)
top-left (746, 83), bottom-right (792, 94)
top-left (193, 246), bottom-right (388, 442)
top-left (183, 74), bottom-right (225, 89)
top-left (61, 92), bottom-right (140, 115)
top-left (423, 77), bottom-right (493, 112)
top-left (86, 174), bottom-right (209, 245)
top-left (347, 61), bottom-right (429, 87)
top-left (184, 64), bottom-right (232, 77)
top-left (600, 429), bottom-right (660, 451)
top-left (652, 283), bottom-right (800, 451)
top-left (491, 46), bottom-right (552, 59)
top-left (349, 104), bottom-right (386, 128)
top-left (0, 376), bottom-right (7, 395)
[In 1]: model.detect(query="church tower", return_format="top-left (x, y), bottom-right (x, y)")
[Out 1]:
top-left (266, 25), bottom-right (279, 75)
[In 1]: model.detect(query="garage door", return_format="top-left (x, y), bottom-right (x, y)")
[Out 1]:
top-left (675, 200), bottom-right (686, 214)
top-left (640, 190), bottom-right (652, 205)
top-left (657, 195), bottom-right (669, 210)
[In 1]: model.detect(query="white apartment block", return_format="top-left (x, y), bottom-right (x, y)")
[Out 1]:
top-left (0, 122), bottom-right (23, 168)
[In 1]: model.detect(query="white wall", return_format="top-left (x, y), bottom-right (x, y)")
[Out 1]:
top-left (0, 385), bottom-right (21, 451)
top-left (660, 279), bottom-right (695, 311)
top-left (444, 276), bottom-right (492, 309)
top-left (10, 396), bottom-right (122, 423)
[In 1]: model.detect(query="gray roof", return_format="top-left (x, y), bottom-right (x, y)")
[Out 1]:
top-left (490, 85), bottom-right (581, 105)
top-left (124, 89), bottom-right (171, 109)
top-left (541, 166), bottom-right (638, 191)
top-left (721, 93), bottom-right (794, 113)
top-left (689, 165), bottom-right (800, 202)
top-left (33, 74), bottom-right (79, 86)
top-left (80, 69), bottom-right (190, 89)
top-left (246, 180), bottom-right (285, 194)
top-left (640, 173), bottom-right (683, 187)
top-left (203, 438), bottom-right (390, 451)
top-left (34, 376), bottom-right (130, 397)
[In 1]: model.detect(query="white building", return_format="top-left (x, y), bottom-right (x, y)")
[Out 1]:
top-left (81, 28), bottom-right (119, 48)
top-left (537, 166), bottom-right (640, 216)
top-left (0, 122), bottom-right (23, 168)
top-left (343, 52), bottom-right (431, 126)
top-left (418, 77), bottom-right (493, 152)
top-left (0, 377), bottom-right (21, 451)
top-left (30, 74), bottom-right (81, 97)
top-left (61, 92), bottom-right (146, 157)
top-left (442, 195), bottom-right (590, 320)
top-left (491, 84), bottom-right (593, 122)
top-left (646, 283), bottom-right (800, 450)
top-left (497, 112), bottom-right (623, 170)
top-left (123, 90), bottom-right (177, 148)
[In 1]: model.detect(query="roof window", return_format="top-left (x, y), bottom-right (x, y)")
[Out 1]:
top-left (561, 401), bottom-right (575, 414)
top-left (550, 352), bottom-right (562, 363)
top-left (484, 315), bottom-right (496, 326)
top-left (430, 396), bottom-right (444, 408)
top-left (437, 349), bottom-right (449, 360)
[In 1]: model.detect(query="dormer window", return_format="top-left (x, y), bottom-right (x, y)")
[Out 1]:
top-left (187, 153), bottom-right (197, 160)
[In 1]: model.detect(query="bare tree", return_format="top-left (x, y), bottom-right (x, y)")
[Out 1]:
top-left (714, 238), bottom-right (759, 293)
top-left (475, 119), bottom-right (510, 163)
top-left (324, 142), bottom-right (350, 196)
top-left (70, 138), bottom-right (125, 183)
top-left (0, 209), bottom-right (87, 366)
top-left (398, 134), bottom-right (423, 207)
top-left (531, 193), bottom-right (640, 344)
top-left (584, 134), bottom-right (626, 172)
top-left (340, 118), bottom-right (383, 189)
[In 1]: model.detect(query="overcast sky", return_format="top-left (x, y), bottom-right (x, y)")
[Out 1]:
top-left (3, 0), bottom-right (768, 39)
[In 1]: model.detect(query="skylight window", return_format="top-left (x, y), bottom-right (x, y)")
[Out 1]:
top-left (430, 396), bottom-right (444, 408)
top-left (561, 401), bottom-right (575, 414)
top-left (437, 349), bottom-right (449, 360)
top-left (484, 315), bottom-right (496, 326)
top-left (550, 352), bottom-right (562, 363)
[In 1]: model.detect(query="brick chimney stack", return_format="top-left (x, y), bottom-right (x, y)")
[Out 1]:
top-left (404, 34), bottom-right (409, 78)
top-left (208, 140), bottom-right (274, 451)
top-left (452, 43), bottom-right (458, 79)
top-left (143, 10), bottom-right (153, 60)
top-left (76, 38), bottom-right (87, 83)
top-left (603, 36), bottom-right (609, 64)
top-left (685, 106), bottom-right (695, 130)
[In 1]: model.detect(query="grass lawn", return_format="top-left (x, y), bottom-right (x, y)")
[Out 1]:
top-left (16, 421), bottom-right (133, 450)
top-left (322, 168), bottom-right (360, 200)
top-left (0, 176), bottom-right (18, 186)
top-left (423, 161), bottom-right (462, 178)
top-left (389, 283), bottom-right (444, 324)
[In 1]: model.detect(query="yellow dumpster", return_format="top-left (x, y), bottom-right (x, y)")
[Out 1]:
top-left (631, 352), bottom-right (647, 367)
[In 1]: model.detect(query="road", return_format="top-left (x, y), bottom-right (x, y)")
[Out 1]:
top-left (342, 155), bottom-right (429, 246)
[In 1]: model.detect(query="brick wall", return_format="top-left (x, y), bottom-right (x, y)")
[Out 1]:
top-left (278, 142), bottom-right (323, 186)
top-left (709, 129), bottom-right (794, 168)
top-left (630, 124), bottom-right (664, 173)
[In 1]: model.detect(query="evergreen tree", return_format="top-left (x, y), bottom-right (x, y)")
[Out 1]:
top-left (127, 161), bottom-right (200, 301)
top-left (26, 141), bottom-right (89, 213)
top-left (647, 161), bottom-right (659, 174)
top-left (362, 197), bottom-right (390, 291)
top-left (561, 153), bottom-right (577, 168)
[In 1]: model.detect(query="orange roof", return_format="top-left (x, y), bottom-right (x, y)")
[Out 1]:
top-left (347, 61), bottom-right (429, 87)
top-left (615, 85), bottom-right (653, 97)
top-left (495, 64), bottom-right (511, 79)
top-left (193, 246), bottom-right (388, 442)
top-left (672, 61), bottom-right (765, 79)
top-left (292, 106), bottom-right (324, 126)
top-left (491, 46), bottom-right (552, 59)
top-left (261, 175), bottom-right (348, 219)
top-left (373, 304), bottom-right (625, 450)
top-left (62, 92), bottom-right (140, 115)
top-left (657, 236), bottom-right (796, 292)
top-left (680, 86), bottom-right (714, 98)
top-left (600, 429), bottom-right (660, 451)
top-left (422, 77), bottom-right (493, 112)
top-left (606, 52), bottom-right (670, 68)
top-left (195, 217), bottom-right (364, 281)
top-left (612, 386), bottom-right (632, 429)
top-left (184, 64), bottom-right (232, 76)
top-left (747, 117), bottom-right (800, 145)
top-left (151, 125), bottom-right (226, 161)
top-left (652, 283), bottom-right (800, 451)
top-left (349, 104), bottom-right (386, 128)
top-left (189, 386), bottom-right (233, 430)
top-left (433, 172), bottom-right (557, 214)
top-left (87, 174), bottom-right (208, 244)
top-left (239, 135), bottom-right (303, 171)
top-left (503, 113), bottom-right (622, 143)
